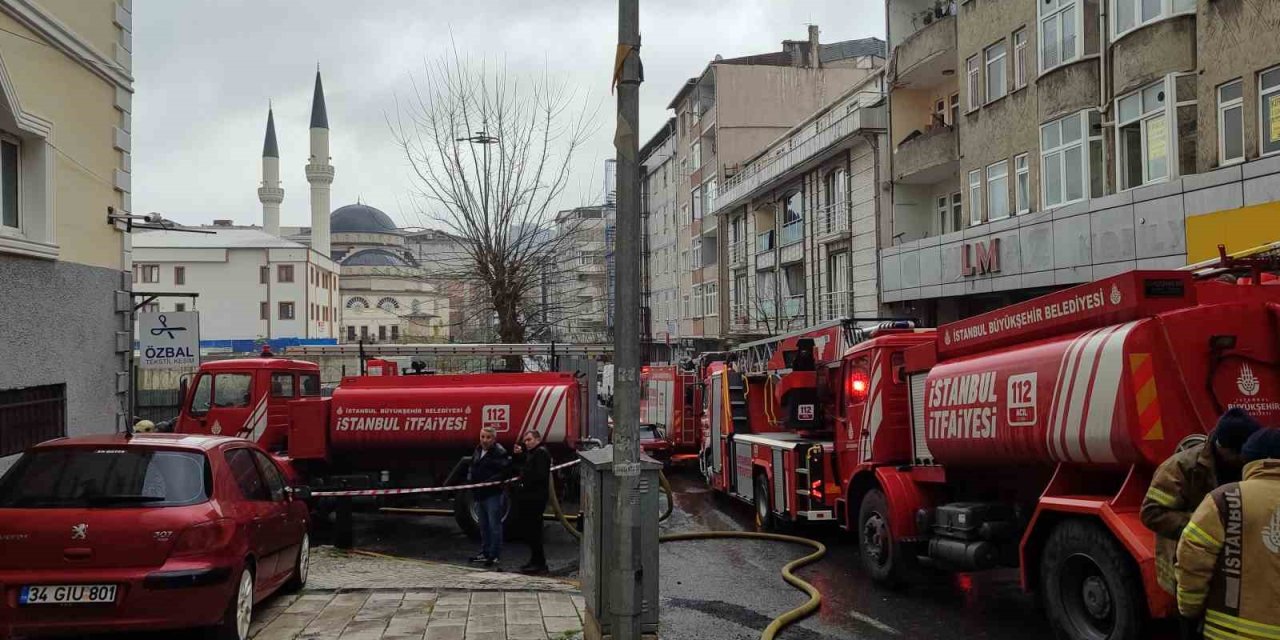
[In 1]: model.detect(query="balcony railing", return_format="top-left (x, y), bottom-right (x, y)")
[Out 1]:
top-left (818, 201), bottom-right (850, 236)
top-left (730, 303), bottom-right (752, 331)
top-left (713, 91), bottom-right (885, 215)
top-left (783, 295), bottom-right (805, 319)
top-left (729, 241), bottom-right (747, 266)
top-left (780, 219), bottom-right (804, 247)
top-left (756, 230), bottom-right (775, 253)
top-left (819, 291), bottom-right (850, 321)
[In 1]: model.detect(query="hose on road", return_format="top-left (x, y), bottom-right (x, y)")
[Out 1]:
top-left (547, 470), bottom-right (827, 640)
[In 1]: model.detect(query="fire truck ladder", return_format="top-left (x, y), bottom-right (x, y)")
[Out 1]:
top-left (287, 342), bottom-right (614, 358)
top-left (727, 370), bottom-right (751, 434)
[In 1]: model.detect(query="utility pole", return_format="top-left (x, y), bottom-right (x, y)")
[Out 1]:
top-left (612, 0), bottom-right (643, 637)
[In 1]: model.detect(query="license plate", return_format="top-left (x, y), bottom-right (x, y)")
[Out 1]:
top-left (19, 584), bottom-right (117, 605)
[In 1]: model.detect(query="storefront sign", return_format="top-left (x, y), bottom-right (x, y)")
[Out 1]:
top-left (961, 238), bottom-right (1001, 276)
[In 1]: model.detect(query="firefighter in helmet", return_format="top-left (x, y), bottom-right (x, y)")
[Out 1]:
top-left (1141, 407), bottom-right (1261, 595)
top-left (1176, 428), bottom-right (1280, 638)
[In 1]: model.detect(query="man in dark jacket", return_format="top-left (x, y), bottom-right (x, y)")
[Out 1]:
top-left (512, 429), bottom-right (552, 574)
top-left (467, 427), bottom-right (510, 567)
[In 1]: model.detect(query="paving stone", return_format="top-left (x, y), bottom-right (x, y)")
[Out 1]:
top-left (255, 611), bottom-right (324, 640)
top-left (425, 625), bottom-right (467, 640)
top-left (287, 594), bottom-right (335, 614)
top-left (339, 618), bottom-right (391, 640)
top-left (542, 616), bottom-right (582, 635)
top-left (385, 614), bottom-right (431, 636)
top-left (404, 591), bottom-right (439, 602)
top-left (505, 623), bottom-right (547, 640)
top-left (536, 594), bottom-right (576, 620)
top-left (464, 631), bottom-right (506, 640)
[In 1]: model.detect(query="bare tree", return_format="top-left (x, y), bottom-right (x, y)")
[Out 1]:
top-left (391, 50), bottom-right (600, 362)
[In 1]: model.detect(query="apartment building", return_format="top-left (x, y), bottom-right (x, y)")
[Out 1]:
top-left (881, 0), bottom-right (1280, 325)
top-left (644, 26), bottom-right (886, 358)
top-left (549, 205), bottom-right (614, 343)
top-left (0, 0), bottom-right (134, 470)
top-left (710, 73), bottom-right (889, 338)
top-left (641, 119), bottom-right (678, 362)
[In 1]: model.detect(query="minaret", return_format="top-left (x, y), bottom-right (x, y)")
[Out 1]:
top-left (306, 68), bottom-right (333, 257)
top-left (257, 105), bottom-right (283, 236)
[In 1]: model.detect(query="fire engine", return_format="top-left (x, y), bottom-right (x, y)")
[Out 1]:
top-left (639, 363), bottom-right (708, 459)
top-left (701, 268), bottom-right (1280, 639)
top-left (171, 342), bottom-right (611, 536)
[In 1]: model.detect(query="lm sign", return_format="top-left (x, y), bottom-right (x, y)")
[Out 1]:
top-left (961, 238), bottom-right (1001, 277)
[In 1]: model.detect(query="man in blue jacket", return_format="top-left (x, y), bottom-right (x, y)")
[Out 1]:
top-left (467, 427), bottom-right (510, 568)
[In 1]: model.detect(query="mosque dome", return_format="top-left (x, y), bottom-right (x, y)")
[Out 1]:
top-left (341, 247), bottom-right (416, 267)
top-left (330, 203), bottom-right (399, 234)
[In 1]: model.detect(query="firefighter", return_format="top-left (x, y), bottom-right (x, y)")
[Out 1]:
top-left (512, 429), bottom-right (552, 575)
top-left (467, 426), bottom-right (510, 568)
top-left (1142, 407), bottom-right (1261, 596)
top-left (1176, 427), bottom-right (1280, 639)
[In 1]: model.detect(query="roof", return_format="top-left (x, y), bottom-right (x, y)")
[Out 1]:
top-left (202, 357), bottom-right (320, 372)
top-left (263, 106), bottom-right (279, 158)
top-left (819, 38), bottom-right (886, 63)
top-left (310, 69), bottom-right (328, 129)
top-left (133, 228), bottom-right (310, 250)
top-left (331, 203), bottom-right (399, 234)
top-left (342, 247), bottom-right (414, 267)
top-left (640, 118), bottom-right (676, 163)
top-left (32, 433), bottom-right (243, 452)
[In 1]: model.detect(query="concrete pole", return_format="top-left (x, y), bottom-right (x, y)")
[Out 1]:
top-left (612, 0), bottom-right (643, 638)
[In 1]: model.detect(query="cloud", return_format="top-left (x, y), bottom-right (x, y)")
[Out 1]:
top-left (131, 0), bottom-right (884, 228)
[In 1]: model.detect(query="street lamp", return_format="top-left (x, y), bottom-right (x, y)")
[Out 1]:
top-left (456, 130), bottom-right (501, 214)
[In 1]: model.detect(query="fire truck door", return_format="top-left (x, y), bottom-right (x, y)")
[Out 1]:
top-left (709, 373), bottom-right (723, 476)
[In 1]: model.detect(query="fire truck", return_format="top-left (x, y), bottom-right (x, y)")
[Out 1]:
top-left (171, 342), bottom-right (611, 536)
top-left (639, 363), bottom-right (705, 459)
top-left (701, 269), bottom-right (1280, 639)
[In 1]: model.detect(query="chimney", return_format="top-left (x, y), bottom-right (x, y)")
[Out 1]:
top-left (783, 40), bottom-right (804, 67)
top-left (808, 25), bottom-right (821, 69)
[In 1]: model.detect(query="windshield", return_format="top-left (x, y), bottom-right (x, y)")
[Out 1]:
top-left (0, 448), bottom-right (211, 508)
top-left (639, 424), bottom-right (661, 439)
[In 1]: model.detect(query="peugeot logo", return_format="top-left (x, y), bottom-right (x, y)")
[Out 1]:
top-left (71, 523), bottom-right (88, 540)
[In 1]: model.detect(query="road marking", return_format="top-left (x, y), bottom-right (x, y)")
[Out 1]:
top-left (848, 610), bottom-right (900, 636)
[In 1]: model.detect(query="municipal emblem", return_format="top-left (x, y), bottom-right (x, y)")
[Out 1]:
top-left (210, 420), bottom-right (222, 435)
top-left (71, 523), bottom-right (87, 541)
top-left (1263, 507), bottom-right (1280, 554)
top-left (944, 331), bottom-right (952, 346)
top-left (1110, 284), bottom-right (1122, 305)
top-left (1238, 363), bottom-right (1261, 397)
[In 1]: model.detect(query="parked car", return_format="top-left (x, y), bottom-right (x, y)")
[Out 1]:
top-left (0, 433), bottom-right (310, 640)
top-left (638, 423), bottom-right (672, 460)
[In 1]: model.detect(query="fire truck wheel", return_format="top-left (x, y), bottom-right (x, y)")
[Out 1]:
top-left (1040, 520), bottom-right (1144, 640)
top-left (753, 474), bottom-right (774, 531)
top-left (857, 488), bottom-right (911, 583)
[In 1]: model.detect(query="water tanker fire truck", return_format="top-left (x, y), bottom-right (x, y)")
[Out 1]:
top-left (171, 343), bottom-right (611, 537)
top-left (700, 268), bottom-right (1280, 639)
top-left (639, 362), bottom-right (712, 461)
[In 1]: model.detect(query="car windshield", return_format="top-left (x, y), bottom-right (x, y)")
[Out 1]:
top-left (639, 424), bottom-right (660, 439)
top-left (0, 448), bottom-right (211, 508)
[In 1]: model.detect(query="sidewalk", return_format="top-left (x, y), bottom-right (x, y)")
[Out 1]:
top-left (250, 590), bottom-right (586, 640)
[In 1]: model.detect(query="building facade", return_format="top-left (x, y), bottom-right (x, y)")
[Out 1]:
top-left (641, 119), bottom-right (678, 361)
top-left (132, 226), bottom-right (340, 343)
top-left (0, 0), bottom-right (134, 468)
top-left (881, 0), bottom-right (1280, 324)
top-left (710, 74), bottom-right (889, 339)
top-left (549, 205), bottom-right (614, 343)
top-left (644, 26), bottom-right (886, 359)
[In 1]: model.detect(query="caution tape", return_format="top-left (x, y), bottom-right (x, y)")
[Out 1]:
top-left (310, 459), bottom-right (581, 498)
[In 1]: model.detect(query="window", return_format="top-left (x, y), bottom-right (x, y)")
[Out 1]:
top-left (278, 301), bottom-right (295, 320)
top-left (271, 372), bottom-right (295, 398)
top-left (378, 325), bottom-right (387, 341)
top-left (301, 374), bottom-right (321, 396)
top-left (1015, 154), bottom-right (1031, 214)
top-left (346, 296), bottom-right (369, 310)
top-left (682, 295), bottom-right (690, 319)
top-left (968, 169), bottom-right (983, 226)
top-left (828, 252), bottom-right (849, 293)
top-left (985, 41), bottom-right (1007, 103)
top-left (691, 139), bottom-right (701, 168)
top-left (0, 384), bottom-right (65, 458)
top-left (174, 266), bottom-right (185, 285)
top-left (691, 187), bottom-right (702, 220)
top-left (1113, 0), bottom-right (1195, 38)
top-left (937, 196), bottom-right (949, 235)
top-left (360, 325), bottom-right (369, 340)
top-left (1040, 0), bottom-right (1079, 71)
top-left (934, 98), bottom-right (947, 127)
top-left (175, 303), bottom-right (186, 312)
top-left (1218, 80), bottom-right (1244, 165)
top-left (390, 325), bottom-right (399, 341)
top-left (1013, 29), bottom-right (1028, 89)
top-left (987, 161), bottom-right (1010, 220)
top-left (347, 325), bottom-right (356, 341)
top-left (0, 448), bottom-right (209, 507)
top-left (277, 265), bottom-right (294, 283)
top-left (260, 301), bottom-right (268, 320)
top-left (705, 283), bottom-right (718, 316)
top-left (139, 264), bottom-right (159, 283)
top-left (1262, 66), bottom-right (1280, 157)
top-left (949, 93), bottom-right (960, 124)
top-left (967, 55), bottom-right (981, 112)
top-left (377, 297), bottom-right (400, 312)
top-left (260, 266), bottom-right (269, 284)
top-left (692, 239), bottom-right (703, 269)
top-left (1042, 111), bottom-right (1102, 207)
top-left (951, 193), bottom-right (963, 232)
top-left (1117, 80), bottom-right (1169, 190)
top-left (0, 138), bottom-right (18, 231)
top-left (225, 449), bottom-right (270, 502)
top-left (251, 451), bottom-right (287, 502)
top-left (142, 302), bottom-right (159, 313)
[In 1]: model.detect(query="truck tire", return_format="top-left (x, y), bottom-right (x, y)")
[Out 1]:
top-left (753, 474), bottom-right (774, 531)
top-left (858, 488), bottom-right (911, 583)
top-left (453, 492), bottom-right (509, 541)
top-left (1040, 519), bottom-right (1145, 640)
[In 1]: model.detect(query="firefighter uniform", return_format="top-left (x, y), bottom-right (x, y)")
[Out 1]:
top-left (1176, 458), bottom-right (1280, 639)
top-left (1142, 442), bottom-right (1219, 594)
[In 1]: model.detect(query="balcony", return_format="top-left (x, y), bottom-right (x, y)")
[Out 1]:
top-left (817, 201), bottom-right (850, 237)
top-left (756, 230), bottom-right (776, 270)
top-left (782, 295), bottom-right (805, 320)
top-left (730, 303), bottom-right (752, 332)
top-left (891, 14), bottom-right (957, 90)
top-left (712, 92), bottom-right (886, 216)
top-left (780, 219), bottom-right (804, 247)
top-left (729, 241), bottom-right (747, 266)
top-left (819, 291), bottom-right (850, 321)
top-left (893, 126), bottom-right (959, 184)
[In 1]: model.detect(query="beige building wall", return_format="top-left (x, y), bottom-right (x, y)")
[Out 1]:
top-left (1195, 0), bottom-right (1280, 171)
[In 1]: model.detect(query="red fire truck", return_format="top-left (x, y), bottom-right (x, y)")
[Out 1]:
top-left (701, 269), bottom-right (1280, 639)
top-left (639, 363), bottom-right (704, 459)
top-left (171, 343), bottom-right (611, 536)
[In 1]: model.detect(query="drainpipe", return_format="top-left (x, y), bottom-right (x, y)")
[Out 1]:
top-left (1098, 1), bottom-right (1110, 114)
top-left (863, 130), bottom-right (884, 313)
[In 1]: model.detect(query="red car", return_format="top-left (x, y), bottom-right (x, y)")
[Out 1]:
top-left (0, 433), bottom-right (310, 640)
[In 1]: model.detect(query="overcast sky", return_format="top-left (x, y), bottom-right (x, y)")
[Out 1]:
top-left (132, 0), bottom-right (884, 229)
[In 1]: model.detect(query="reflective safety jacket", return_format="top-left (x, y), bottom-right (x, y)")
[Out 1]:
top-left (1176, 459), bottom-right (1280, 638)
top-left (1142, 442), bottom-right (1219, 594)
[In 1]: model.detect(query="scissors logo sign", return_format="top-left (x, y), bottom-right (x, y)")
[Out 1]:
top-left (139, 311), bottom-right (200, 370)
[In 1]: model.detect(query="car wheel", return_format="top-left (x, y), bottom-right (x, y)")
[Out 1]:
top-left (282, 534), bottom-right (310, 593)
top-left (1040, 520), bottom-right (1144, 640)
top-left (211, 566), bottom-right (253, 640)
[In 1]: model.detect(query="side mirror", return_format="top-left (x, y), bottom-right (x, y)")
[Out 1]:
top-left (289, 485), bottom-right (313, 502)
